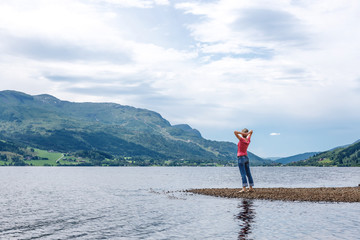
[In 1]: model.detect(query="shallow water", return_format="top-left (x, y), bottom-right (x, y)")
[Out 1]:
top-left (0, 167), bottom-right (359, 239)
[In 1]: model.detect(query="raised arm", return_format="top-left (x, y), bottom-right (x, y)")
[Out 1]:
top-left (234, 131), bottom-right (242, 141)
top-left (247, 130), bottom-right (253, 139)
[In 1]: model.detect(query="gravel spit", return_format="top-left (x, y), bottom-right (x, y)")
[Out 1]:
top-left (186, 187), bottom-right (360, 202)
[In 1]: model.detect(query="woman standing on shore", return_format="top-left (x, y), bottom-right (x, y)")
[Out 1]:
top-left (234, 129), bottom-right (254, 193)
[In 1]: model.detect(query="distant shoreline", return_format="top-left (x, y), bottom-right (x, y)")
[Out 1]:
top-left (1, 165), bottom-right (359, 168)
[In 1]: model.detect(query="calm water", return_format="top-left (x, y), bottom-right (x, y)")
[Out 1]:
top-left (0, 167), bottom-right (359, 240)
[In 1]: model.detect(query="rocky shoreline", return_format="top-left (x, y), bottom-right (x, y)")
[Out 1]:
top-left (186, 187), bottom-right (360, 203)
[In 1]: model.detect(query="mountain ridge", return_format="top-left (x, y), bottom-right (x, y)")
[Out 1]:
top-left (275, 152), bottom-right (319, 164)
top-left (0, 90), bottom-right (270, 166)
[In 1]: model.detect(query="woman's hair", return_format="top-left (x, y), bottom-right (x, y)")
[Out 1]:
top-left (242, 128), bottom-right (249, 133)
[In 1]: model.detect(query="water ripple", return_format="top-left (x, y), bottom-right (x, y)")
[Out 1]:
top-left (0, 167), bottom-right (359, 239)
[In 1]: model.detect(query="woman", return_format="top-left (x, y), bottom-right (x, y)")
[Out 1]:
top-left (234, 128), bottom-right (254, 193)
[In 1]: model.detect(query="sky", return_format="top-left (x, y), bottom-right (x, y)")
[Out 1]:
top-left (1, 0), bottom-right (360, 158)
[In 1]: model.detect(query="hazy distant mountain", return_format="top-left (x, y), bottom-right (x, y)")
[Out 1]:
top-left (266, 157), bottom-right (281, 161)
top-left (275, 152), bottom-right (319, 164)
top-left (0, 90), bottom-right (270, 166)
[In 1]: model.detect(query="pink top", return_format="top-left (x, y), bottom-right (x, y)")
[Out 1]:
top-left (237, 135), bottom-right (251, 157)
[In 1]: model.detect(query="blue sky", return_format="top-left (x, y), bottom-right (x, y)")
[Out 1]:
top-left (1, 0), bottom-right (360, 157)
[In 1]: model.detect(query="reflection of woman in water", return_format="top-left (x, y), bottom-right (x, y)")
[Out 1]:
top-left (234, 128), bottom-right (254, 193)
top-left (236, 199), bottom-right (255, 240)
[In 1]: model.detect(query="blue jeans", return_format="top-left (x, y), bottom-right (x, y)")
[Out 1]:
top-left (238, 156), bottom-right (254, 187)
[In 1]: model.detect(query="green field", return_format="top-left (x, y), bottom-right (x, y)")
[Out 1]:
top-left (0, 147), bottom-right (93, 166)
top-left (29, 149), bottom-right (94, 166)
top-left (26, 149), bottom-right (63, 166)
top-left (319, 158), bottom-right (333, 164)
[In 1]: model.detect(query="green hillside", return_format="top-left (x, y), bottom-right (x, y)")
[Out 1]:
top-left (0, 90), bottom-right (270, 166)
top-left (288, 141), bottom-right (360, 167)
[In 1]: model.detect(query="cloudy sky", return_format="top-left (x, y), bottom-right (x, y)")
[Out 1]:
top-left (1, 0), bottom-right (360, 157)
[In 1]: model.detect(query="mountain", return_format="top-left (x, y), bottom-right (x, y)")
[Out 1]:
top-left (0, 90), bottom-right (270, 166)
top-left (266, 157), bottom-right (281, 161)
top-left (288, 141), bottom-right (360, 167)
top-left (275, 152), bottom-right (319, 164)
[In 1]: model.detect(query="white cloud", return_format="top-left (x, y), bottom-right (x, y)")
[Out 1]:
top-left (0, 0), bottom-right (195, 96)
top-left (270, 133), bottom-right (281, 136)
top-left (174, 0), bottom-right (360, 120)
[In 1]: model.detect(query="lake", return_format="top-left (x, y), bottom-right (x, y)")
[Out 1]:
top-left (0, 167), bottom-right (359, 239)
